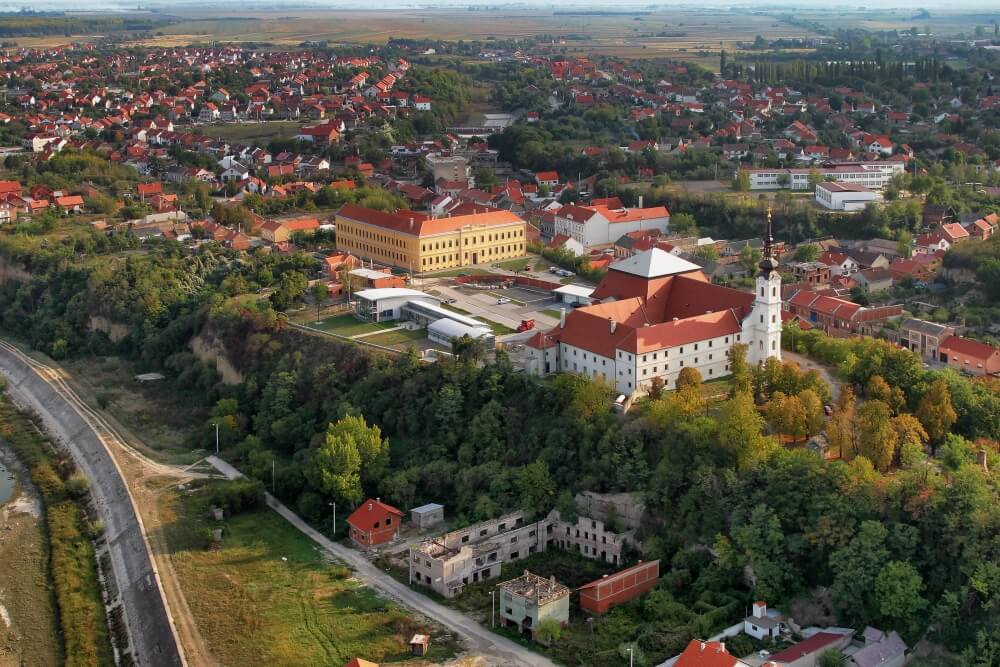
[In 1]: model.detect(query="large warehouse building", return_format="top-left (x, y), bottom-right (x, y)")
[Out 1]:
top-left (335, 203), bottom-right (527, 273)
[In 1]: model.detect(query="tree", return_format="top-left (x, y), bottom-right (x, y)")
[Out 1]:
top-left (807, 169), bottom-right (823, 191)
top-left (310, 281), bottom-right (328, 321)
top-left (676, 366), bottom-right (703, 391)
top-left (799, 388), bottom-right (825, 437)
top-left (518, 460), bottom-right (556, 517)
top-left (831, 521), bottom-right (889, 623)
top-left (740, 243), bottom-right (762, 274)
top-left (916, 378), bottom-right (957, 449)
top-left (308, 415), bottom-right (389, 505)
top-left (857, 400), bottom-right (895, 472)
top-left (670, 212), bottom-right (697, 235)
top-left (826, 386), bottom-right (857, 459)
top-left (768, 391), bottom-right (807, 442)
top-left (794, 243), bottom-right (820, 262)
top-left (890, 414), bottom-right (928, 461)
top-left (818, 650), bottom-right (845, 667)
top-left (719, 390), bottom-right (770, 469)
top-left (875, 560), bottom-right (927, 628)
top-left (728, 343), bottom-right (752, 397)
top-left (733, 169), bottom-right (750, 192)
top-left (536, 617), bottom-right (563, 645)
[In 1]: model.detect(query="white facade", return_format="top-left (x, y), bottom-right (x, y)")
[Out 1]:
top-left (553, 209), bottom-right (670, 248)
top-left (745, 268), bottom-right (783, 366)
top-left (746, 162), bottom-right (904, 191)
top-left (815, 182), bottom-right (880, 211)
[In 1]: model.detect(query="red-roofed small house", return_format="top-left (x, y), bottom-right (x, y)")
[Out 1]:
top-left (675, 639), bottom-right (749, 667)
top-left (938, 336), bottom-right (1000, 376)
top-left (347, 499), bottom-right (404, 550)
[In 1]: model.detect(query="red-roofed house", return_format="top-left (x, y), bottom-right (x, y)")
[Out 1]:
top-left (136, 182), bottom-right (163, 200)
top-left (783, 287), bottom-right (902, 336)
top-left (347, 499), bottom-right (404, 550)
top-left (769, 632), bottom-right (852, 666)
top-left (260, 217), bottom-right (321, 243)
top-left (940, 222), bottom-right (970, 244)
top-left (675, 639), bottom-right (750, 667)
top-left (578, 560), bottom-right (659, 614)
top-left (553, 203), bottom-right (670, 248)
top-left (55, 195), bottom-right (85, 214)
top-left (535, 171), bottom-right (560, 187)
top-left (938, 336), bottom-right (1000, 376)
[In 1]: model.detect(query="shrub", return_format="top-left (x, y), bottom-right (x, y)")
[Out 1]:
top-left (207, 479), bottom-right (265, 516)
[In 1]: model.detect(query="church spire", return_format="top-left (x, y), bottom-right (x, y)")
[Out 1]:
top-left (758, 208), bottom-right (779, 277)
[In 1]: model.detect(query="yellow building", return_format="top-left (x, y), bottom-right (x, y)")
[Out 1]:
top-left (335, 203), bottom-right (526, 273)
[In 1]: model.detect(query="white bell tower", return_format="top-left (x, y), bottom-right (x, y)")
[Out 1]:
top-left (747, 210), bottom-right (783, 366)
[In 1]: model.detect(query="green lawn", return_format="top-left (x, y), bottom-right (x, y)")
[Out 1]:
top-left (309, 314), bottom-right (394, 337)
top-left (495, 257), bottom-right (532, 271)
top-left (439, 303), bottom-right (514, 335)
top-left (161, 481), bottom-right (457, 666)
top-left (542, 308), bottom-right (565, 319)
top-left (364, 328), bottom-right (427, 348)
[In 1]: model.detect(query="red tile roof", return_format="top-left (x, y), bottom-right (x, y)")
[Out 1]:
top-left (675, 639), bottom-right (744, 667)
top-left (939, 335), bottom-right (999, 362)
top-left (338, 203), bottom-right (523, 237)
top-left (769, 633), bottom-right (844, 663)
top-left (346, 499), bottom-right (403, 534)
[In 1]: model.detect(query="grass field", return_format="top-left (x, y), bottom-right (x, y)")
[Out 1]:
top-left (160, 480), bottom-right (457, 666)
top-left (61, 356), bottom-right (204, 463)
top-left (421, 267), bottom-right (491, 278)
top-left (199, 121), bottom-right (303, 143)
top-left (308, 314), bottom-right (395, 338)
top-left (495, 257), bottom-right (532, 272)
top-left (364, 328), bottom-right (428, 348)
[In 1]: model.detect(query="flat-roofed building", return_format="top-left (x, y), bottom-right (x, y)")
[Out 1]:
top-left (498, 571), bottom-right (570, 641)
top-left (815, 181), bottom-right (880, 211)
top-left (898, 318), bottom-right (955, 362)
top-left (578, 560), bottom-right (659, 615)
top-left (336, 203), bottom-right (526, 272)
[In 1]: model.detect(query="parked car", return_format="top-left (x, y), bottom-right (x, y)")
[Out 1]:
top-left (497, 297), bottom-right (511, 305)
top-left (444, 298), bottom-right (457, 304)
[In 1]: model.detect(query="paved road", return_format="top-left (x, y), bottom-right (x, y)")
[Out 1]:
top-left (0, 340), bottom-right (185, 667)
top-left (206, 456), bottom-right (556, 667)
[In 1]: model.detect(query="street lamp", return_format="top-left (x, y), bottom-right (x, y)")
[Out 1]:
top-left (211, 422), bottom-right (220, 455)
top-left (626, 646), bottom-right (633, 667)
top-left (490, 589), bottom-right (495, 628)
top-left (328, 501), bottom-right (337, 535)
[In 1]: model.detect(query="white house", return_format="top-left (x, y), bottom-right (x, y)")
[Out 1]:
top-left (744, 601), bottom-right (783, 641)
top-left (552, 202), bottom-right (670, 248)
top-left (815, 181), bottom-right (880, 211)
top-left (221, 161), bottom-right (251, 182)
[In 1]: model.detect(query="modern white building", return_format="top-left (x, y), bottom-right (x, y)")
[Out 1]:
top-left (552, 202), bottom-right (670, 248)
top-left (353, 287), bottom-right (495, 347)
top-left (744, 161), bottom-right (904, 191)
top-left (524, 241), bottom-right (782, 396)
top-left (815, 181), bottom-right (880, 211)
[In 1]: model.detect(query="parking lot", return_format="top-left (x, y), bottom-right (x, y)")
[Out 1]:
top-left (492, 285), bottom-right (558, 305)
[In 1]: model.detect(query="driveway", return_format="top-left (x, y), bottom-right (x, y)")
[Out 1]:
top-left (206, 456), bottom-right (555, 667)
top-left (783, 350), bottom-right (843, 402)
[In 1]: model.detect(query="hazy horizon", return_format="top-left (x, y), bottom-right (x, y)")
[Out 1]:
top-left (4, 0), bottom-right (1000, 13)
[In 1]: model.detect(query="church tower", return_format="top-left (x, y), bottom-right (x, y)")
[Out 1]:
top-left (746, 210), bottom-right (783, 365)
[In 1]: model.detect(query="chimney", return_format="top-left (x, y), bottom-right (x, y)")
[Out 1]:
top-left (978, 448), bottom-right (989, 473)
top-left (559, 308), bottom-right (566, 328)
top-left (409, 217), bottom-right (414, 231)
top-left (638, 194), bottom-right (644, 209)
top-left (609, 318), bottom-right (617, 334)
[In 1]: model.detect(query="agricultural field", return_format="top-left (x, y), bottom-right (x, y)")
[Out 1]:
top-left (159, 480), bottom-right (458, 666)
top-left (199, 121), bottom-right (304, 144)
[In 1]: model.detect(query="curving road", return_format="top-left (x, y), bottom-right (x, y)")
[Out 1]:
top-left (0, 339), bottom-right (186, 667)
top-left (206, 456), bottom-right (556, 667)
